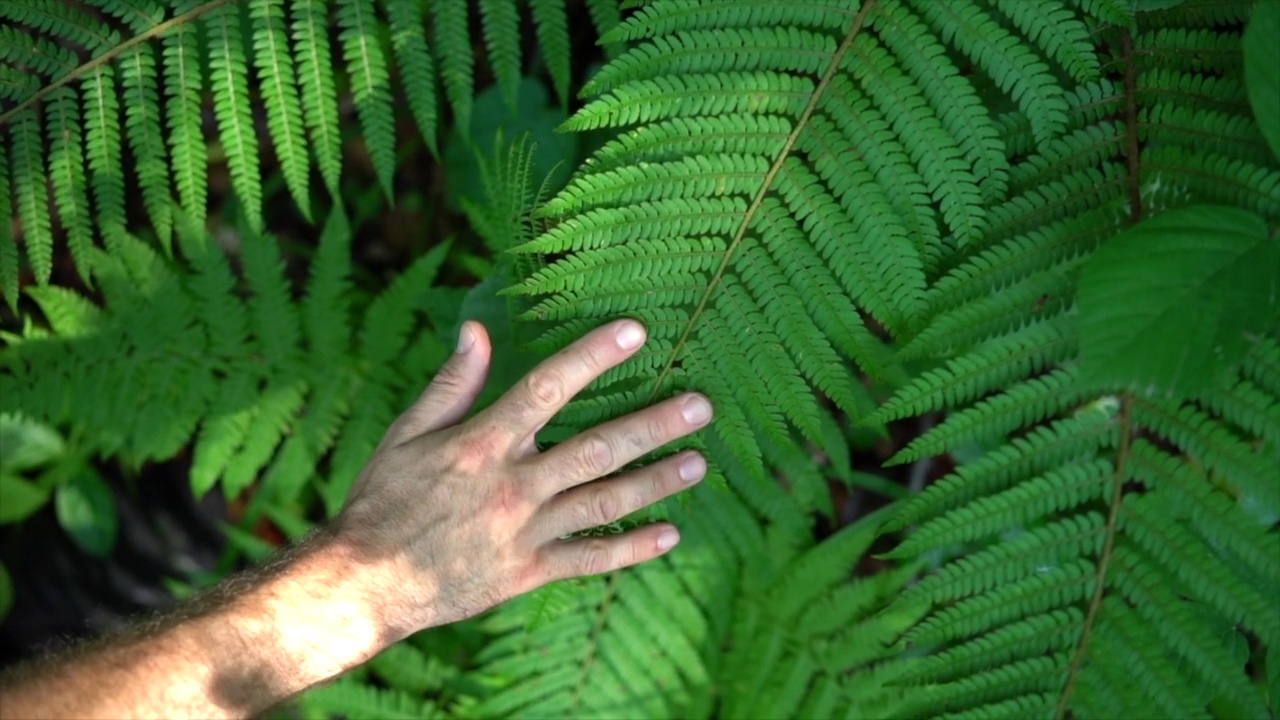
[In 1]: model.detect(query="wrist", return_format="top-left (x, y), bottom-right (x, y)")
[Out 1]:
top-left (202, 532), bottom-right (400, 699)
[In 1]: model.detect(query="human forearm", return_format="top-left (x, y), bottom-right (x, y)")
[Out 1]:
top-left (0, 319), bottom-right (708, 719)
top-left (0, 530), bottom-right (394, 720)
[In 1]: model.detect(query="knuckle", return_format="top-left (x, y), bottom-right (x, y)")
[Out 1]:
top-left (581, 540), bottom-right (614, 576)
top-left (644, 417), bottom-right (669, 446)
top-left (648, 474), bottom-right (668, 505)
top-left (577, 340), bottom-right (608, 372)
top-left (588, 488), bottom-right (620, 525)
top-left (579, 433), bottom-right (614, 476)
top-left (523, 368), bottom-right (564, 410)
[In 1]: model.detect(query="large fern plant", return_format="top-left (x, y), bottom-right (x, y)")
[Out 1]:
top-left (3, 0), bottom-right (1280, 718)
top-left (490, 0), bottom-right (1280, 716)
top-left (0, 0), bottom-right (620, 307)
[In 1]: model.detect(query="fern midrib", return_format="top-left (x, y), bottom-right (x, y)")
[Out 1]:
top-left (565, 4), bottom-right (879, 712)
top-left (1056, 29), bottom-right (1148, 713)
top-left (0, 0), bottom-right (233, 128)
top-left (646, 0), bottom-right (879, 404)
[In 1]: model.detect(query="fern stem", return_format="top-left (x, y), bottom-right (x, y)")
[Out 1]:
top-left (0, 0), bottom-right (233, 128)
top-left (572, 2), bottom-right (877, 705)
top-left (1054, 392), bottom-right (1133, 719)
top-left (646, 0), bottom-right (879, 404)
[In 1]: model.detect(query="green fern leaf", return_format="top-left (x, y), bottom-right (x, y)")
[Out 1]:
top-left (120, 44), bottom-right (172, 249)
top-left (337, 0), bottom-right (395, 200)
top-left (205, 4), bottom-right (262, 231)
top-left (190, 375), bottom-right (257, 498)
top-left (241, 233), bottom-right (300, 368)
top-left (433, 0), bottom-right (473, 134)
top-left (302, 678), bottom-right (442, 720)
top-left (360, 240), bottom-right (451, 368)
top-left (586, 0), bottom-right (624, 58)
top-left (303, 206), bottom-right (354, 366)
top-left (9, 108), bottom-right (52, 286)
top-left (291, 0), bottom-right (343, 195)
top-left (45, 88), bottom-right (94, 282)
top-left (81, 63), bottom-right (129, 252)
top-left (386, 0), bottom-right (439, 157)
top-left (250, 0), bottom-right (311, 221)
top-left (905, 0), bottom-right (1069, 143)
top-left (162, 2), bottom-right (207, 229)
top-left (888, 367), bottom-right (1092, 465)
top-left (479, 0), bottom-right (521, 111)
top-left (530, 0), bottom-right (571, 106)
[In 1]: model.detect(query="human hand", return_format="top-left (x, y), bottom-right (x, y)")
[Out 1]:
top-left (330, 319), bottom-right (712, 642)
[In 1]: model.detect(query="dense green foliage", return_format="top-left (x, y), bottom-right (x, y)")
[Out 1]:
top-left (2, 0), bottom-right (1279, 718)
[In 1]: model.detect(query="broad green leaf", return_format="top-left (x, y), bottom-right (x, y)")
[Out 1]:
top-left (0, 562), bottom-right (11, 620)
top-left (0, 474), bottom-right (50, 523)
top-left (55, 471), bottom-right (118, 557)
top-left (0, 413), bottom-right (65, 473)
top-left (1078, 205), bottom-right (1280, 399)
top-left (1244, 0), bottom-right (1280, 161)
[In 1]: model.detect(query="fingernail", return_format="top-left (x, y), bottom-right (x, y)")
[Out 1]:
top-left (657, 529), bottom-right (680, 551)
top-left (679, 454), bottom-right (705, 484)
top-left (615, 321), bottom-right (646, 350)
top-left (457, 324), bottom-right (475, 354)
top-left (681, 395), bottom-right (712, 425)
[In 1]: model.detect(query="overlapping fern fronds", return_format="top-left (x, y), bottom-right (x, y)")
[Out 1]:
top-left (506, 0), bottom-right (1097, 516)
top-left (467, 483), bottom-right (919, 719)
top-left (0, 0), bottom-right (619, 308)
top-left (0, 205), bottom-right (455, 519)
top-left (872, 1), bottom-right (1280, 716)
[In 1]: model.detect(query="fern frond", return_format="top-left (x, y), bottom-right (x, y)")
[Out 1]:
top-left (337, 0), bottom-right (395, 200)
top-left (291, 0), bottom-right (342, 194)
top-left (45, 90), bottom-right (93, 282)
top-left (386, 0), bottom-right (438, 157)
top-left (120, 44), bottom-right (172, 248)
top-left (479, 0), bottom-right (521, 111)
top-left (873, 320), bottom-right (1076, 424)
top-left (162, 6), bottom-right (207, 228)
top-left (205, 4), bottom-right (262, 231)
top-left (888, 367), bottom-right (1090, 465)
top-left (433, 0), bottom-right (473, 133)
top-left (905, 0), bottom-right (1070, 143)
top-left (880, 48), bottom-right (1280, 704)
top-left (475, 488), bottom-right (910, 718)
top-left (9, 109), bottom-right (52, 286)
top-left (250, 0), bottom-right (311, 221)
top-left (509, 0), bottom-right (1106, 507)
top-left (530, 0), bottom-right (571, 106)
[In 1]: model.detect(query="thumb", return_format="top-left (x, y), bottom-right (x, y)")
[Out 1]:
top-left (393, 321), bottom-right (492, 441)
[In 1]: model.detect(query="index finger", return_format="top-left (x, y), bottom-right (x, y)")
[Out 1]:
top-left (482, 319), bottom-right (647, 444)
